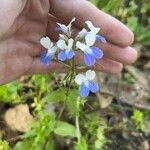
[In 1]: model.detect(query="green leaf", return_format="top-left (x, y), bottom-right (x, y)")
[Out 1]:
top-left (74, 137), bottom-right (88, 150)
top-left (0, 140), bottom-right (10, 150)
top-left (15, 140), bottom-right (33, 150)
top-left (43, 88), bottom-right (66, 102)
top-left (54, 121), bottom-right (77, 137)
top-left (45, 140), bottom-right (55, 150)
top-left (0, 81), bottom-right (21, 103)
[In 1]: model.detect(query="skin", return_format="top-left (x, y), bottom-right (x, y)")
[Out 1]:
top-left (0, 0), bottom-right (137, 85)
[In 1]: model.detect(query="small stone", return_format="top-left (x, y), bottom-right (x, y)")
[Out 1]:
top-left (4, 104), bottom-right (33, 132)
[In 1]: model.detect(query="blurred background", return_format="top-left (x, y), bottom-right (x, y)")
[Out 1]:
top-left (0, 0), bottom-right (150, 149)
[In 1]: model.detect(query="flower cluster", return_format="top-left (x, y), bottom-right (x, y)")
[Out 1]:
top-left (40, 18), bottom-right (106, 97)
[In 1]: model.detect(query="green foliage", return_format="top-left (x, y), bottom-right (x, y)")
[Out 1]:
top-left (0, 140), bottom-right (10, 150)
top-left (54, 121), bottom-right (77, 137)
top-left (91, 0), bottom-right (150, 46)
top-left (131, 109), bottom-right (145, 130)
top-left (74, 138), bottom-right (88, 150)
top-left (31, 75), bottom-right (52, 93)
top-left (83, 114), bottom-right (107, 149)
top-left (126, 1), bottom-right (150, 45)
top-left (91, 0), bottom-right (122, 12)
top-left (124, 72), bottom-right (135, 84)
top-left (84, 114), bottom-right (100, 135)
top-left (15, 113), bottom-right (77, 150)
top-left (94, 126), bottom-right (107, 150)
top-left (0, 81), bottom-right (21, 103)
top-left (43, 87), bottom-right (82, 116)
top-left (15, 113), bottom-right (56, 150)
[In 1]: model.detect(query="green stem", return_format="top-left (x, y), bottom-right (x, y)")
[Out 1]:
top-left (57, 58), bottom-right (75, 119)
top-left (66, 58), bottom-right (75, 97)
top-left (76, 116), bottom-right (81, 143)
top-left (76, 100), bottom-right (81, 143)
top-left (57, 103), bottom-right (65, 120)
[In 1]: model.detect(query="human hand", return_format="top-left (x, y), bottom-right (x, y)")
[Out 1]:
top-left (0, 0), bottom-right (137, 85)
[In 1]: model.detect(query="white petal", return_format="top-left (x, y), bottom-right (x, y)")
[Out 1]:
top-left (68, 17), bottom-right (76, 29)
top-left (59, 34), bottom-right (67, 40)
top-left (76, 42), bottom-right (88, 52)
top-left (67, 17), bottom-right (76, 36)
top-left (40, 36), bottom-right (52, 49)
top-left (85, 21), bottom-right (94, 30)
top-left (78, 28), bottom-right (88, 38)
top-left (68, 17), bottom-right (76, 26)
top-left (68, 38), bottom-right (74, 49)
top-left (86, 70), bottom-right (96, 80)
top-left (85, 21), bottom-right (100, 34)
top-left (85, 34), bottom-right (96, 46)
top-left (57, 23), bottom-right (68, 33)
top-left (57, 39), bottom-right (67, 50)
top-left (75, 74), bottom-right (85, 85)
top-left (90, 27), bottom-right (100, 35)
top-left (48, 46), bottom-right (57, 55)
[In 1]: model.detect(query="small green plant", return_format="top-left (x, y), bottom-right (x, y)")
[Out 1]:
top-left (124, 72), bottom-right (135, 84)
top-left (0, 140), bottom-right (10, 150)
top-left (0, 81), bottom-right (22, 103)
top-left (15, 113), bottom-right (77, 150)
top-left (15, 17), bottom-right (107, 150)
top-left (94, 126), bottom-right (107, 150)
top-left (131, 109), bottom-right (145, 130)
top-left (74, 137), bottom-right (88, 150)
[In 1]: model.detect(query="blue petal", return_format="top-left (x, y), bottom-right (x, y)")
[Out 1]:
top-left (84, 53), bottom-right (95, 66)
top-left (66, 49), bottom-right (75, 59)
top-left (96, 35), bottom-right (107, 43)
top-left (91, 47), bottom-right (104, 59)
top-left (88, 81), bottom-right (99, 93)
top-left (40, 51), bottom-right (52, 66)
top-left (55, 27), bottom-right (65, 33)
top-left (80, 84), bottom-right (90, 97)
top-left (58, 51), bottom-right (67, 61)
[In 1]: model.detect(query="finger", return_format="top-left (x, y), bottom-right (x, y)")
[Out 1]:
top-left (50, 0), bottom-right (134, 47)
top-left (27, 55), bottom-right (123, 75)
top-left (47, 14), bottom-right (60, 41)
top-left (75, 53), bottom-right (123, 74)
top-left (26, 57), bottom-right (67, 75)
top-left (95, 42), bottom-right (138, 64)
top-left (0, 0), bottom-right (26, 38)
top-left (94, 58), bottom-right (123, 74)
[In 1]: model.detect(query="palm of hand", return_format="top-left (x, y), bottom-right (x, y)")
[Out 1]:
top-left (0, 0), bottom-right (137, 85)
top-left (0, 0), bottom-right (50, 83)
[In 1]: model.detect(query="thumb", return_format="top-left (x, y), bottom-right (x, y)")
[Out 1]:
top-left (0, 0), bottom-right (27, 37)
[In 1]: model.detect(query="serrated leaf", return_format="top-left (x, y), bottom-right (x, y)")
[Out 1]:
top-left (43, 88), bottom-right (66, 102)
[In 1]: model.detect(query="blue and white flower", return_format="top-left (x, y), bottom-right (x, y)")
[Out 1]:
top-left (78, 21), bottom-right (106, 43)
top-left (75, 70), bottom-right (99, 97)
top-left (57, 18), bottom-right (76, 37)
top-left (57, 38), bottom-right (75, 61)
top-left (76, 34), bottom-right (104, 66)
top-left (40, 36), bottom-right (57, 66)
top-left (86, 21), bottom-right (107, 43)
